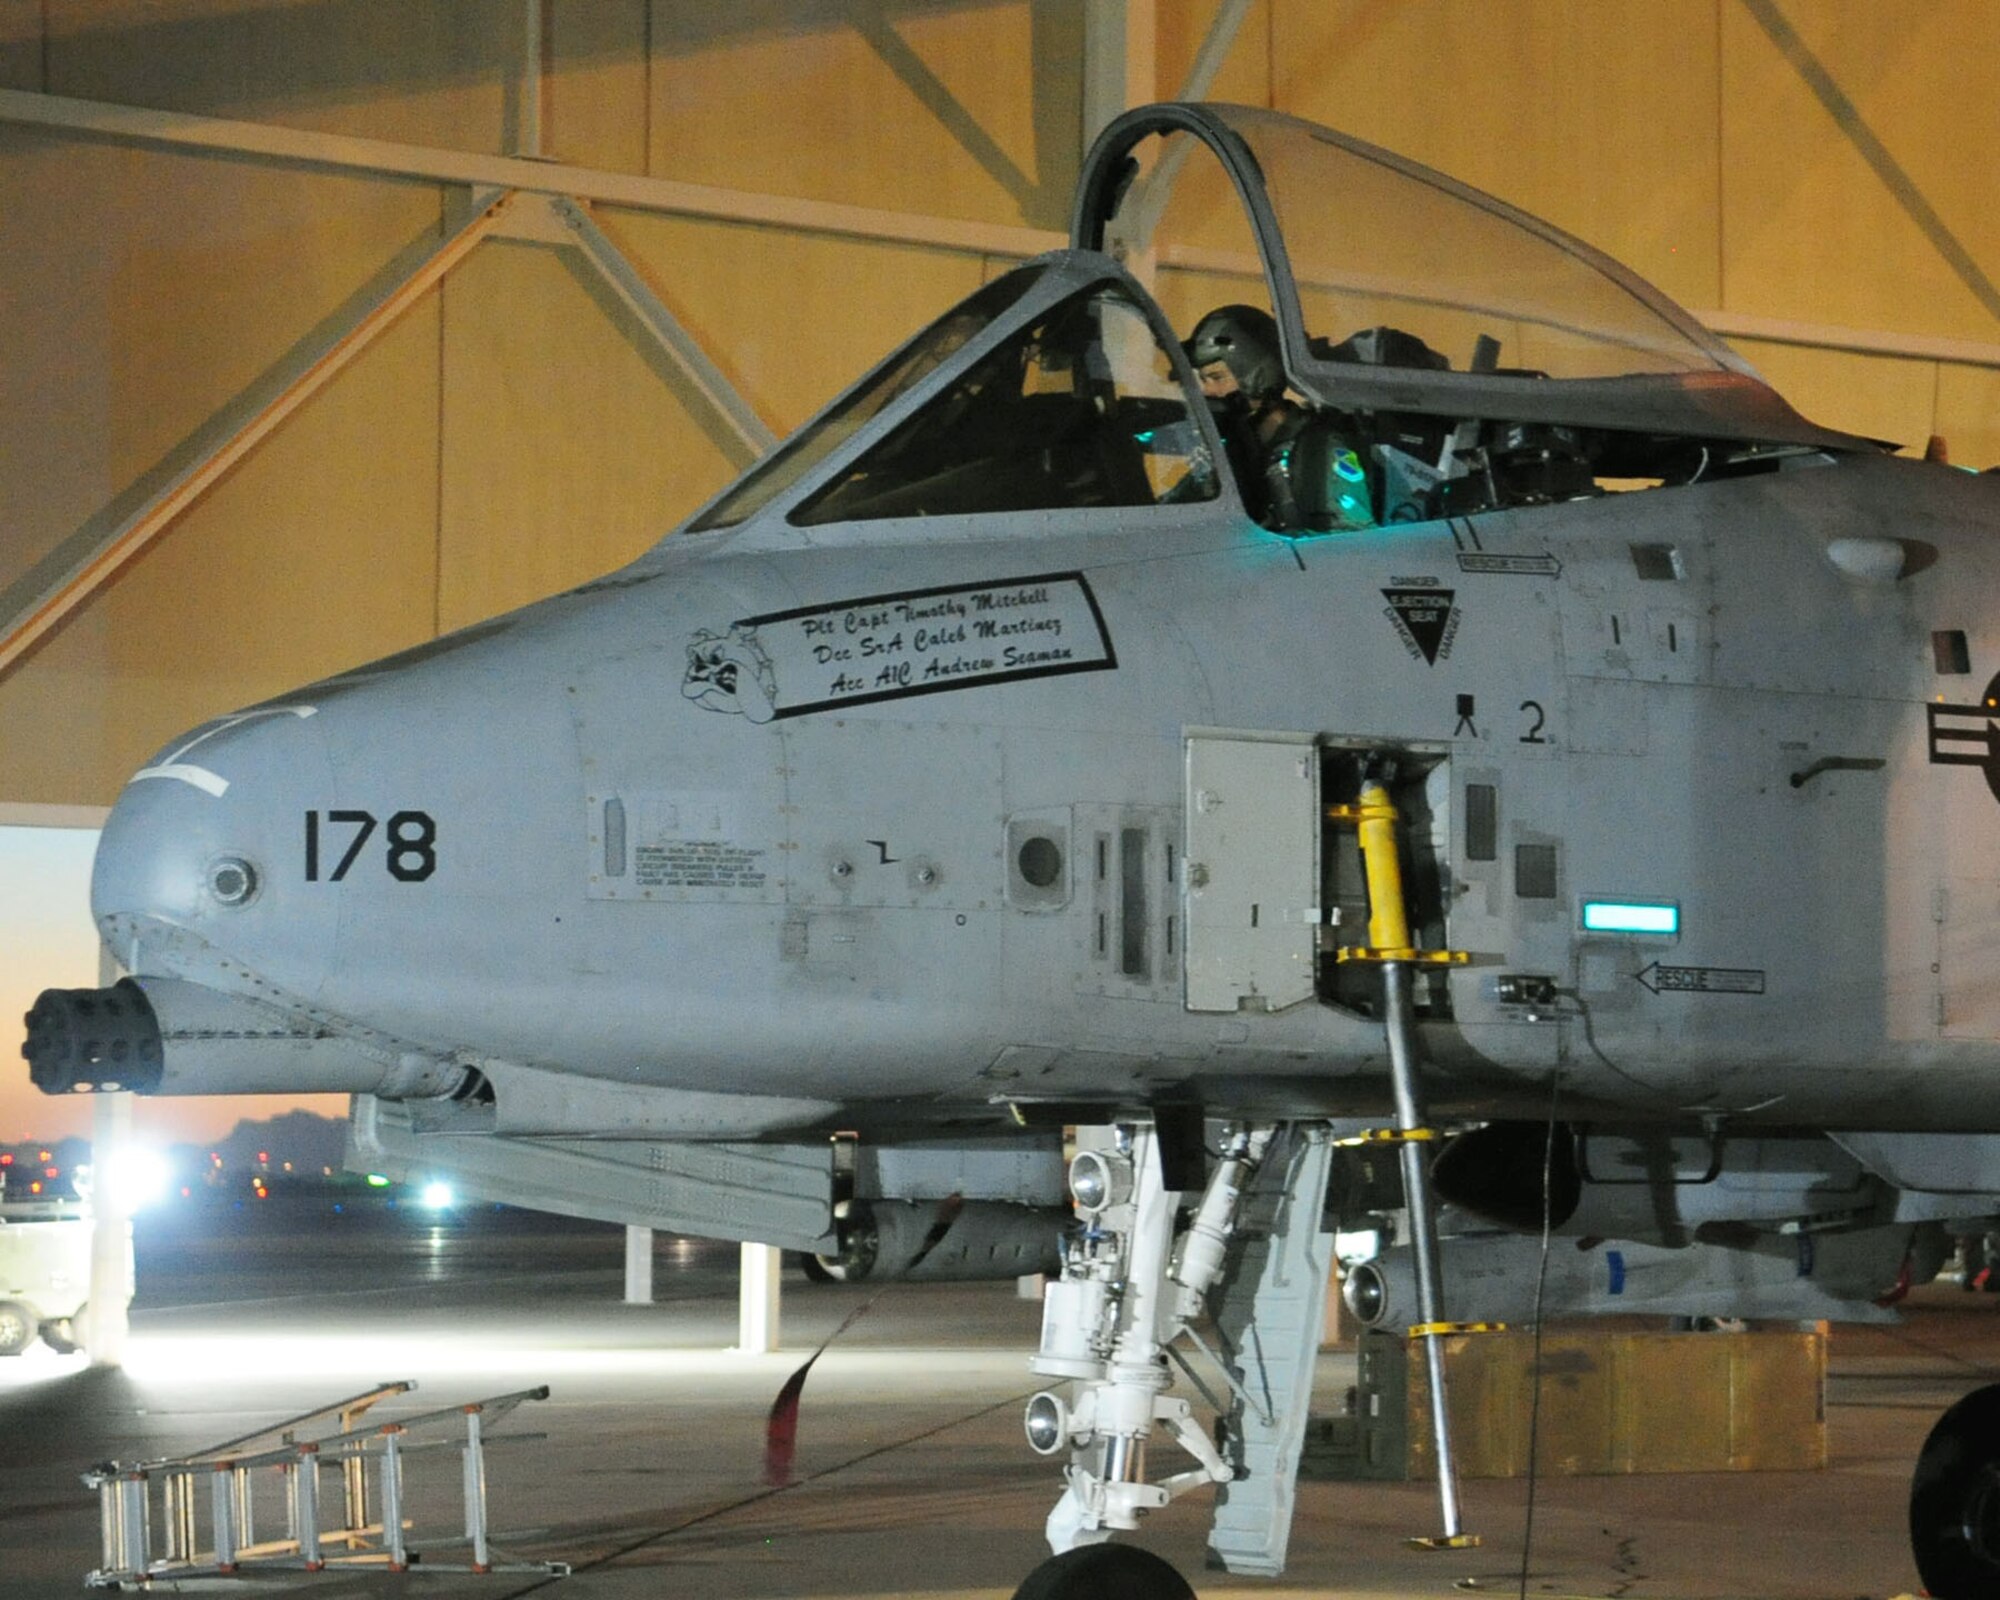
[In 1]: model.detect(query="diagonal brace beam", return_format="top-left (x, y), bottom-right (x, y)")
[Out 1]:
top-left (542, 195), bottom-right (779, 458)
top-left (1173, 0), bottom-right (1252, 102)
top-left (1738, 0), bottom-right (2000, 326)
top-left (0, 188), bottom-right (518, 682)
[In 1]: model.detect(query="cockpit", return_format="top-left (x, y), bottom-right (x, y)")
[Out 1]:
top-left (689, 264), bottom-right (1218, 532)
top-left (688, 103), bottom-right (1872, 538)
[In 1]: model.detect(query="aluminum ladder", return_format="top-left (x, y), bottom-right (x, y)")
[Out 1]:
top-left (85, 1379), bottom-right (569, 1587)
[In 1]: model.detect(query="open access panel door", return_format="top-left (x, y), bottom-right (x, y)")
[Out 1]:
top-left (1184, 731), bottom-right (1319, 1012)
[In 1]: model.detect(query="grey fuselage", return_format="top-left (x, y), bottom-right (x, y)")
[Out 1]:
top-left (88, 435), bottom-right (2000, 1138)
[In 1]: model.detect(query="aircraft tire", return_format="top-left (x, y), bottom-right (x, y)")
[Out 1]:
top-left (1910, 1382), bottom-right (2000, 1597)
top-left (797, 1253), bottom-right (837, 1284)
top-left (39, 1313), bottom-right (80, 1354)
top-left (0, 1301), bottom-right (38, 1357)
top-left (1010, 1544), bottom-right (1196, 1600)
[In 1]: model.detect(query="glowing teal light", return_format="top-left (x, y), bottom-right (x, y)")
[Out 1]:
top-left (1581, 900), bottom-right (1680, 936)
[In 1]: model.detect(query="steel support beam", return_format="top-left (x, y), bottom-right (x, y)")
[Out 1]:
top-left (0, 88), bottom-right (1062, 260)
top-left (518, 0), bottom-right (545, 160)
top-left (1081, 0), bottom-right (1156, 154)
top-left (546, 196), bottom-right (779, 456)
top-left (1172, 0), bottom-right (1252, 102)
top-left (0, 189), bottom-right (516, 681)
top-left (1698, 309), bottom-right (2000, 371)
top-left (0, 803), bottom-right (110, 828)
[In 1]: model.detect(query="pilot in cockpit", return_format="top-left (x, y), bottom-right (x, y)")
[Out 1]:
top-left (1183, 305), bottom-right (1375, 535)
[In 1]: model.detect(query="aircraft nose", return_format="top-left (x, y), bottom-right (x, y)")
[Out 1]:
top-left (94, 773), bottom-right (240, 935)
top-left (92, 706), bottom-right (333, 986)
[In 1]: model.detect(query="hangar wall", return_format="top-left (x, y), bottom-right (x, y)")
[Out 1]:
top-left (1, 0), bottom-right (1996, 807)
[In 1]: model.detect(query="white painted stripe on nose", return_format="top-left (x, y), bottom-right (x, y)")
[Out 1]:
top-left (123, 705), bottom-right (318, 800)
top-left (128, 763), bottom-right (230, 797)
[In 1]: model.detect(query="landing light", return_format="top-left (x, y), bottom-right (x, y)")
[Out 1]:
top-left (419, 1181), bottom-right (456, 1210)
top-left (1334, 1228), bottom-right (1382, 1266)
top-left (1580, 899), bottom-right (1680, 936)
top-left (1067, 1150), bottom-right (1132, 1218)
top-left (1024, 1391), bottom-right (1068, 1455)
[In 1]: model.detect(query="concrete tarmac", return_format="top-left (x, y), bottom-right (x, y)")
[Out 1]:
top-left (0, 1198), bottom-right (1984, 1598)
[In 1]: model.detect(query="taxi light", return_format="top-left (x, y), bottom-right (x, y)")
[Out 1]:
top-left (1581, 899), bottom-right (1680, 936)
top-left (419, 1181), bottom-right (455, 1210)
top-left (1067, 1150), bottom-right (1132, 1217)
top-left (1024, 1392), bottom-right (1068, 1455)
top-left (1335, 1227), bottom-right (1383, 1265)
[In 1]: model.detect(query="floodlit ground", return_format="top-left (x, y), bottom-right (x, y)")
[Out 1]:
top-left (0, 1198), bottom-right (1979, 1598)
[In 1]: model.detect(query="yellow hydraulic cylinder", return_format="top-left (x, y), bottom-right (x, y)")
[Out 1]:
top-left (1327, 783), bottom-right (1467, 967)
top-left (1354, 781), bottom-right (1413, 957)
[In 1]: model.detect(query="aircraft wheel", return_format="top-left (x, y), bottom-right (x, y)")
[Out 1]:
top-left (797, 1252), bottom-right (836, 1285)
top-left (1911, 1382), bottom-right (2000, 1597)
top-left (0, 1301), bottom-right (38, 1357)
top-left (39, 1313), bottom-right (81, 1354)
top-left (1010, 1544), bottom-right (1196, 1600)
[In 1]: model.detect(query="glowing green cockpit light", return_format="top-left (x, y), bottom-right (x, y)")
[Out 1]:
top-left (1580, 900), bottom-right (1680, 936)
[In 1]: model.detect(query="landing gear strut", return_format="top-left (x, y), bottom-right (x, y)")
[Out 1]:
top-left (1025, 1124), bottom-right (1259, 1551)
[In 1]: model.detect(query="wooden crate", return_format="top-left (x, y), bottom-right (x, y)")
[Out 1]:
top-left (1303, 1325), bottom-right (1826, 1480)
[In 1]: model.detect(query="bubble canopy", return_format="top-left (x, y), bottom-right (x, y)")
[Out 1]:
top-left (1073, 103), bottom-right (1869, 451)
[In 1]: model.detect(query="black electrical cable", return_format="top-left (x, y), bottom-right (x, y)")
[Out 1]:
top-left (1517, 1064), bottom-right (1563, 1600)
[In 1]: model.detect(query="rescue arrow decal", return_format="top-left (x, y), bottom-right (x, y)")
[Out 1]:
top-left (1456, 551), bottom-right (1561, 578)
top-left (1634, 962), bottom-right (1766, 996)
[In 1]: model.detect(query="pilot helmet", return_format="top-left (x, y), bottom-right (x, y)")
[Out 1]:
top-left (1185, 304), bottom-right (1285, 402)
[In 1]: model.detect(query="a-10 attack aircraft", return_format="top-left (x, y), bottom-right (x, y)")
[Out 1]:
top-left (22, 101), bottom-right (2000, 1597)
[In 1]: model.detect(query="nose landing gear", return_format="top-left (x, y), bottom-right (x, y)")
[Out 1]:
top-left (1026, 1125), bottom-right (1255, 1553)
top-left (1017, 1121), bottom-right (1340, 1595)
